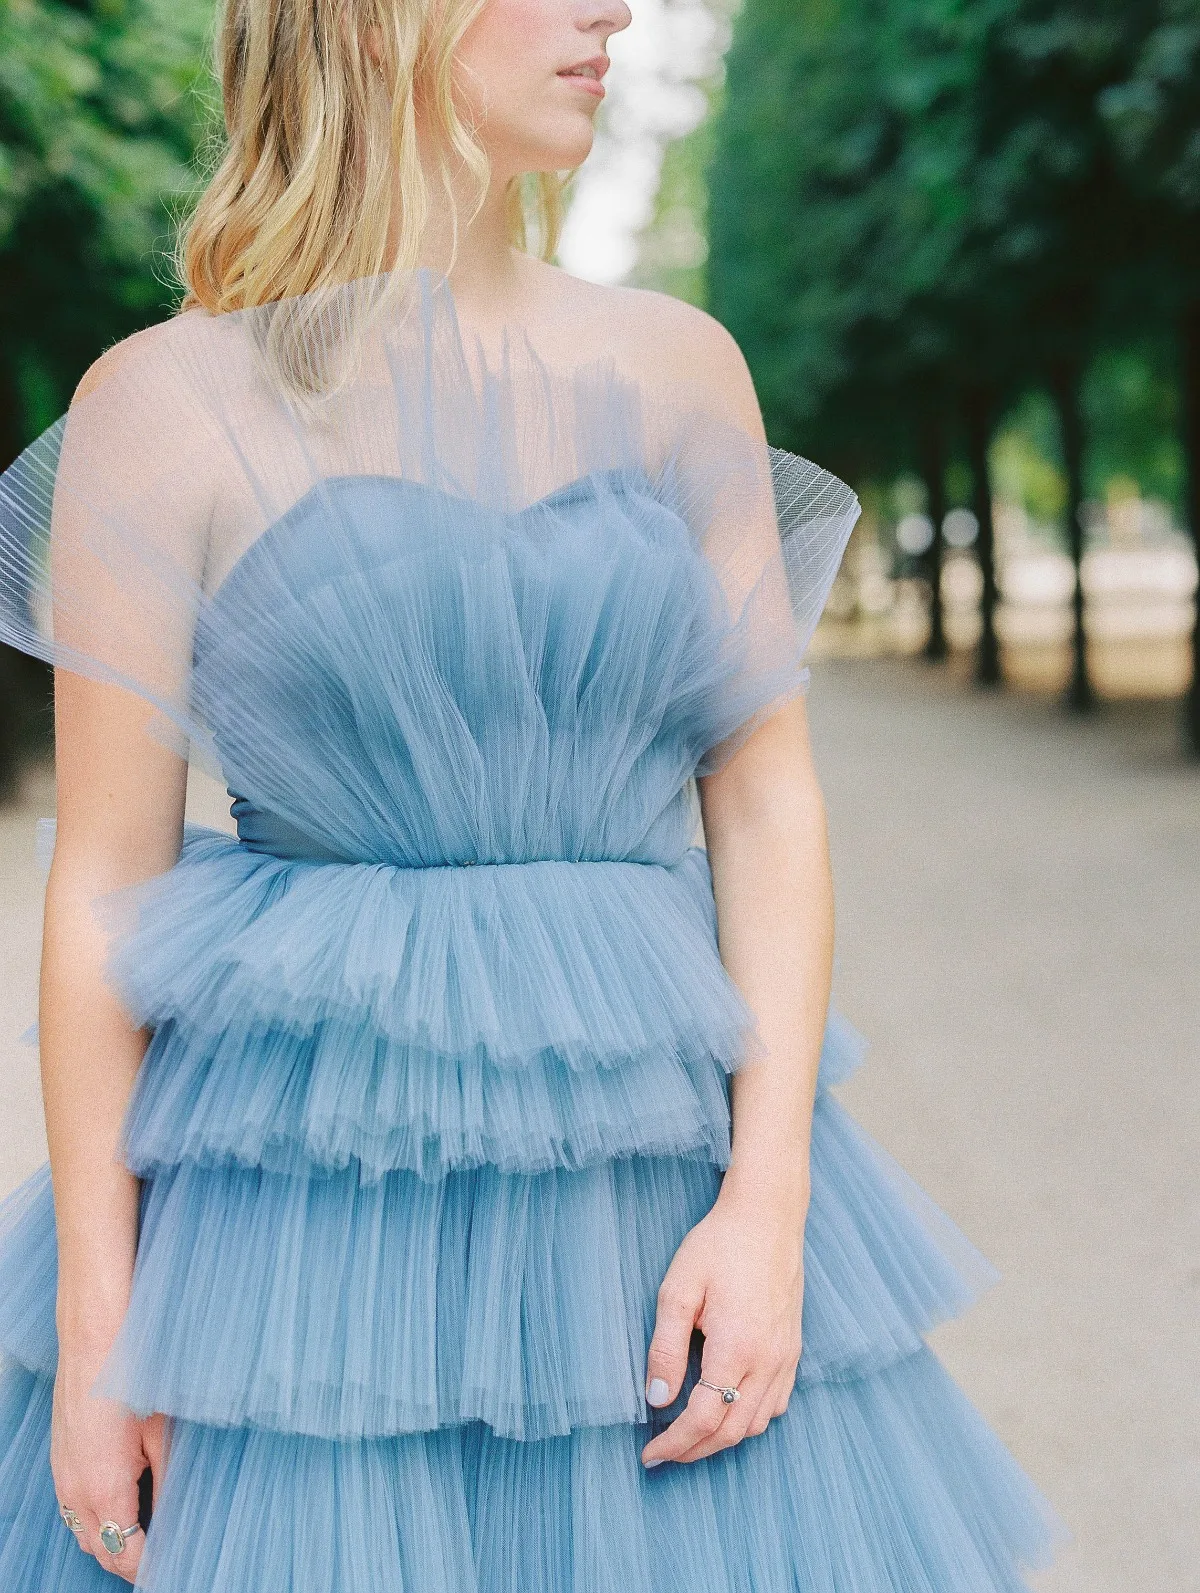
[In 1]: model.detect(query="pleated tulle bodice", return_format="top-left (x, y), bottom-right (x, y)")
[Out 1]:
top-left (196, 469), bottom-right (721, 870)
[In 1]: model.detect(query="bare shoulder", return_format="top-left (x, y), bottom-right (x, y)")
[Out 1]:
top-left (622, 288), bottom-right (763, 430)
top-left (526, 262), bottom-right (765, 436)
top-left (62, 309), bottom-right (221, 511)
top-left (71, 312), bottom-right (194, 406)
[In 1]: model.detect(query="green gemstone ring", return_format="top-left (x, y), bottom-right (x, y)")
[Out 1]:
top-left (98, 1520), bottom-right (141, 1557)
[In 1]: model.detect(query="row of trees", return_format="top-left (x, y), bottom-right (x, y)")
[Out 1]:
top-left (0, 0), bottom-right (213, 795)
top-left (706, 0), bottom-right (1200, 748)
top-left (3, 0), bottom-right (1197, 782)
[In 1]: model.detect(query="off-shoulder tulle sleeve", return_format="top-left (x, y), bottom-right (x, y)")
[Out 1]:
top-left (656, 408), bottom-right (859, 774)
top-left (0, 272), bottom-right (858, 804)
top-left (0, 317), bottom-right (221, 769)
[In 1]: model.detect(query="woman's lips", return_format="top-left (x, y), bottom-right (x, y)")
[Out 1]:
top-left (557, 57), bottom-right (608, 98)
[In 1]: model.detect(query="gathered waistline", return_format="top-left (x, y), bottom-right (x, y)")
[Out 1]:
top-left (392, 857), bottom-right (665, 869)
top-left (235, 842), bottom-right (683, 872)
top-left (224, 793), bottom-right (700, 872)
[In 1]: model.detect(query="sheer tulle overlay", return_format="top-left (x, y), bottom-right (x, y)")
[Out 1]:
top-left (0, 271), bottom-right (1061, 1589)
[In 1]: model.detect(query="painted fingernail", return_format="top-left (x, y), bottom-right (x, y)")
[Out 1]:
top-left (646, 1378), bottom-right (670, 1407)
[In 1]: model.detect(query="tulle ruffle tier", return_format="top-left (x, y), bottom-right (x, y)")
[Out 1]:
top-left (94, 828), bottom-right (860, 1182)
top-left (0, 1348), bottom-right (1061, 1593)
top-left (0, 1089), bottom-right (993, 1443)
top-left (103, 830), bottom-right (745, 1070)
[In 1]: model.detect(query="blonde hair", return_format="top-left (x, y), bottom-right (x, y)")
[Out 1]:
top-left (180, 0), bottom-right (566, 314)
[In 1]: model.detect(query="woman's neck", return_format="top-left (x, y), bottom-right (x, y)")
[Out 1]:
top-left (406, 167), bottom-right (530, 327)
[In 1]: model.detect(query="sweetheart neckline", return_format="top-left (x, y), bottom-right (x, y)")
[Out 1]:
top-left (205, 463), bottom-right (664, 610)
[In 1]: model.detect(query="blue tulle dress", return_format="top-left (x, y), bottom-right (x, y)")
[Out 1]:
top-left (0, 272), bottom-right (1061, 1590)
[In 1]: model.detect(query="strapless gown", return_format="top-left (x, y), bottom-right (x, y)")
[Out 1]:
top-left (0, 274), bottom-right (1062, 1591)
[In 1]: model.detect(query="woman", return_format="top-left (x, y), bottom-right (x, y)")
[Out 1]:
top-left (0, 0), bottom-right (1061, 1588)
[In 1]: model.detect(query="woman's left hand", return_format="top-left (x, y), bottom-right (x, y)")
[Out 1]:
top-left (640, 1186), bottom-right (805, 1467)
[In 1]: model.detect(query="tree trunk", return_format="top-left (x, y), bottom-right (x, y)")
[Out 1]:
top-left (1182, 301), bottom-right (1200, 754)
top-left (1051, 361), bottom-right (1094, 713)
top-left (919, 406), bottom-right (948, 661)
top-left (964, 388), bottom-right (1001, 685)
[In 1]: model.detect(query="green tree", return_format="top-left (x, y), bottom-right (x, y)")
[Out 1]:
top-left (1101, 0), bottom-right (1200, 747)
top-left (708, 0), bottom-right (1169, 706)
top-left (707, 0), bottom-right (1010, 674)
top-left (969, 0), bottom-right (1157, 708)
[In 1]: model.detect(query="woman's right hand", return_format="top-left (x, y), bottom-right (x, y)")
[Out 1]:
top-left (50, 1344), bottom-right (165, 1585)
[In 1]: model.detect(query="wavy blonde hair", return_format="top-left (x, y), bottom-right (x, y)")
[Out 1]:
top-left (180, 0), bottom-right (566, 314)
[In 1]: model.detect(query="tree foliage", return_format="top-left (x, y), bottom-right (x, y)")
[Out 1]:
top-left (709, 1), bottom-right (989, 472)
top-left (708, 0), bottom-right (1200, 730)
top-left (0, 0), bottom-right (215, 454)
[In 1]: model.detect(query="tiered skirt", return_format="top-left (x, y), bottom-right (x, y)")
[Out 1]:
top-left (0, 828), bottom-right (1062, 1590)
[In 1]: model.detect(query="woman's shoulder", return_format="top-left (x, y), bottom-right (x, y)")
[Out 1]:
top-left (59, 309), bottom-right (225, 508)
top-left (70, 312), bottom-right (196, 406)
top-left (522, 260), bottom-right (766, 437)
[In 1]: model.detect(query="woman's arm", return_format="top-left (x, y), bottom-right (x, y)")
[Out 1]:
top-left (39, 336), bottom-right (192, 1582)
top-left (639, 698), bottom-right (833, 1465)
top-left (621, 292), bottom-right (834, 1465)
top-left (43, 667), bottom-right (185, 1582)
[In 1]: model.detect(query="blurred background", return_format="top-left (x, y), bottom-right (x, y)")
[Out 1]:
top-left (1, 2), bottom-right (1198, 1590)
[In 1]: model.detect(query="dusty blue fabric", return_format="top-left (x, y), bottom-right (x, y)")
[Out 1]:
top-left (0, 284), bottom-right (1062, 1587)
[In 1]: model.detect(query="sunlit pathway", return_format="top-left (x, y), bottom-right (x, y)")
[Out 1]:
top-left (808, 658), bottom-right (1199, 1593)
top-left (1, 660), bottom-right (1196, 1591)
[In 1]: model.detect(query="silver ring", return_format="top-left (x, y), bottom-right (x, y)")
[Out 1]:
top-left (98, 1520), bottom-right (142, 1557)
top-left (697, 1377), bottom-right (741, 1405)
top-left (59, 1505), bottom-right (83, 1534)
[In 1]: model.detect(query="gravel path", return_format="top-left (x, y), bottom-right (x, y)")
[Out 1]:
top-left (0, 759), bottom-right (54, 1196)
top-left (807, 659), bottom-right (1199, 1593)
top-left (1, 658), bottom-right (1196, 1590)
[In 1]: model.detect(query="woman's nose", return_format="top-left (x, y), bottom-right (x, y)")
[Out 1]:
top-left (579, 0), bottom-right (633, 40)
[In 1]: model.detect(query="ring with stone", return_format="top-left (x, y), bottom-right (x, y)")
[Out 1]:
top-left (59, 1505), bottom-right (83, 1534)
top-left (98, 1520), bottom-right (142, 1556)
top-left (697, 1376), bottom-right (741, 1405)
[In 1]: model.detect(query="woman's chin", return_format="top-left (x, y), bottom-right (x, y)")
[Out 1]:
top-left (502, 122), bottom-right (596, 177)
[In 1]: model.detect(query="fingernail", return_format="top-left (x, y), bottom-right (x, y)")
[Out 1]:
top-left (646, 1377), bottom-right (670, 1407)
top-left (643, 1457), bottom-right (664, 1468)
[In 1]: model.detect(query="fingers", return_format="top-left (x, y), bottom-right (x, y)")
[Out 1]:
top-left (644, 1269), bottom-right (703, 1412)
top-left (641, 1364), bottom-right (742, 1467)
top-left (95, 1476), bottom-right (145, 1585)
top-left (144, 1411), bottom-right (168, 1502)
top-left (642, 1319), bottom-right (762, 1467)
top-left (667, 1364), bottom-right (774, 1464)
top-left (66, 1488), bottom-right (142, 1584)
top-left (58, 1435), bottom-right (158, 1584)
top-left (641, 1350), bottom-right (800, 1468)
top-left (771, 1362), bottom-right (797, 1417)
top-left (744, 1364), bottom-right (796, 1439)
